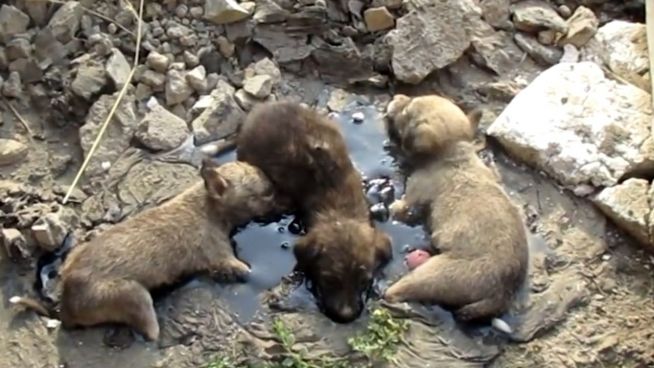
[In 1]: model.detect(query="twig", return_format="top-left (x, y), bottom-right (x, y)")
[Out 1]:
top-left (2, 98), bottom-right (35, 139)
top-left (40, 0), bottom-right (136, 38)
top-left (647, 0), bottom-right (654, 106)
top-left (62, 0), bottom-right (145, 204)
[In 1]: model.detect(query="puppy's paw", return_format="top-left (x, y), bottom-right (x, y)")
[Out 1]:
top-left (212, 259), bottom-right (251, 283)
top-left (389, 200), bottom-right (409, 221)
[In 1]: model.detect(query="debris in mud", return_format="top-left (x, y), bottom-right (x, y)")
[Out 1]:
top-left (0, 138), bottom-right (28, 166)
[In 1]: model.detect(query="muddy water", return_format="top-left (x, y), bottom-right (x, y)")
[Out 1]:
top-left (195, 104), bottom-right (427, 322)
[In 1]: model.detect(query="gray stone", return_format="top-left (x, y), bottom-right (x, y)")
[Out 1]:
top-left (0, 5), bottom-right (30, 43)
top-left (364, 7), bottom-right (395, 32)
top-left (106, 48), bottom-right (131, 88)
top-left (79, 92), bottom-right (138, 177)
top-left (2, 71), bottom-right (22, 98)
top-left (216, 36), bottom-right (235, 57)
top-left (234, 88), bottom-right (258, 111)
top-left (31, 208), bottom-right (78, 252)
top-left (136, 103), bottom-right (190, 151)
top-left (593, 179), bottom-right (651, 247)
top-left (71, 60), bottom-right (107, 100)
top-left (1, 228), bottom-right (31, 260)
top-left (24, 0), bottom-right (49, 26)
top-left (514, 33), bottom-right (562, 65)
top-left (581, 21), bottom-right (649, 91)
top-left (6, 38), bottom-right (32, 61)
top-left (512, 1), bottom-right (568, 33)
top-left (253, 0), bottom-right (289, 24)
top-left (186, 65), bottom-right (208, 93)
top-left (141, 70), bottom-right (166, 91)
top-left (560, 6), bottom-right (598, 48)
top-left (146, 51), bottom-right (170, 73)
top-left (205, 0), bottom-right (251, 25)
top-left (487, 62), bottom-right (654, 188)
top-left (480, 0), bottom-right (511, 29)
top-left (191, 80), bottom-right (245, 144)
top-left (243, 74), bottom-right (273, 98)
top-left (47, 1), bottom-right (83, 43)
top-left (253, 24), bottom-right (312, 63)
top-left (371, 0), bottom-right (402, 10)
top-left (166, 69), bottom-right (194, 106)
top-left (0, 139), bottom-right (28, 166)
top-left (386, 0), bottom-right (473, 84)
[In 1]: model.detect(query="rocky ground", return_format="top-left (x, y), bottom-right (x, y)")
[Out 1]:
top-left (0, 0), bottom-right (653, 367)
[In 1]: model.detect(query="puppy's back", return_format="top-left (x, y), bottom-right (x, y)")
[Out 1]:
top-left (237, 101), bottom-right (352, 201)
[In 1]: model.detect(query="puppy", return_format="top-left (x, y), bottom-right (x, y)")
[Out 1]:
top-left (11, 160), bottom-right (285, 340)
top-left (237, 101), bottom-right (392, 323)
top-left (383, 94), bottom-right (529, 324)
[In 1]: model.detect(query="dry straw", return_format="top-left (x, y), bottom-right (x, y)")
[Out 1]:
top-left (647, 0), bottom-right (654, 105)
top-left (62, 0), bottom-right (144, 204)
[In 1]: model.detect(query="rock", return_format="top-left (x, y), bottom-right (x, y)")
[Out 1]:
top-left (216, 36), bottom-right (235, 57)
top-left (166, 69), bottom-right (193, 106)
top-left (205, 0), bottom-right (251, 25)
top-left (234, 88), bottom-right (258, 111)
top-left (480, 0), bottom-right (512, 29)
top-left (470, 26), bottom-right (523, 75)
top-left (136, 103), bottom-right (190, 151)
top-left (1, 228), bottom-right (31, 260)
top-left (191, 80), bottom-right (245, 145)
top-left (592, 179), bottom-right (651, 247)
top-left (71, 60), bottom-right (107, 100)
top-left (371, 0), bottom-right (402, 10)
top-left (2, 71), bottom-right (22, 98)
top-left (243, 74), bottom-right (273, 98)
top-left (31, 209), bottom-right (78, 252)
top-left (514, 33), bottom-right (562, 65)
top-left (183, 50), bottom-right (200, 68)
top-left (581, 21), bottom-right (649, 91)
top-left (253, 0), bottom-right (289, 23)
top-left (24, 0), bottom-right (49, 26)
top-left (512, 1), bottom-right (568, 33)
top-left (0, 139), bottom-right (28, 166)
top-left (6, 38), bottom-right (32, 61)
top-left (560, 44), bottom-right (580, 63)
top-left (487, 62), bottom-right (654, 188)
top-left (186, 65), bottom-right (208, 93)
top-left (248, 57), bottom-right (282, 84)
top-left (386, 1), bottom-right (473, 84)
top-left (364, 7), bottom-right (395, 32)
top-left (146, 51), bottom-right (170, 73)
top-left (106, 48), bottom-right (131, 88)
top-left (79, 92), bottom-right (138, 177)
top-left (141, 70), bottom-right (166, 91)
top-left (560, 6), bottom-right (598, 48)
top-left (253, 24), bottom-right (312, 63)
top-left (47, 1), bottom-right (83, 43)
top-left (0, 5), bottom-right (30, 43)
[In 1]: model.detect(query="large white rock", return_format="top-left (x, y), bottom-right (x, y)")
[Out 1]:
top-left (581, 20), bottom-right (649, 90)
top-left (487, 62), bottom-right (654, 188)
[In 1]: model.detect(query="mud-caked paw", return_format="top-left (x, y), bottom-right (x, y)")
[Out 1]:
top-left (212, 258), bottom-right (251, 283)
top-left (389, 199), bottom-right (410, 222)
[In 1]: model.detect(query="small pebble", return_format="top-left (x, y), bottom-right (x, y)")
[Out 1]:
top-left (352, 111), bottom-right (365, 123)
top-left (370, 202), bottom-right (389, 222)
top-left (601, 254), bottom-right (611, 261)
top-left (277, 226), bottom-right (285, 233)
top-left (101, 161), bottom-right (111, 170)
top-left (280, 241), bottom-right (290, 249)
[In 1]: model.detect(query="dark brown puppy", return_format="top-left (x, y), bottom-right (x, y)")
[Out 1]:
top-left (11, 160), bottom-right (285, 340)
top-left (383, 94), bottom-right (528, 325)
top-left (237, 101), bottom-right (392, 323)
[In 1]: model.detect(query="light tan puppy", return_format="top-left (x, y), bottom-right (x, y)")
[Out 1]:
top-left (12, 160), bottom-right (286, 340)
top-left (383, 94), bottom-right (529, 326)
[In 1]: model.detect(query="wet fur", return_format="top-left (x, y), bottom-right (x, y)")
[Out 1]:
top-left (12, 161), bottom-right (285, 340)
top-left (237, 101), bottom-right (392, 323)
top-left (384, 94), bottom-right (528, 322)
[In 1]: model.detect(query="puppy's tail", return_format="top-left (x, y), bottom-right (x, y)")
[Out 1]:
top-left (9, 296), bottom-right (53, 317)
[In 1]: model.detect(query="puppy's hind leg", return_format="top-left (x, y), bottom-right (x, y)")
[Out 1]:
top-left (453, 297), bottom-right (506, 322)
top-left (209, 256), bottom-right (251, 283)
top-left (62, 279), bottom-right (159, 341)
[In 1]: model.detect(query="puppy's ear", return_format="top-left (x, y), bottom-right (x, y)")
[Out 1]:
top-left (386, 94), bottom-right (411, 119)
top-left (402, 123), bottom-right (439, 155)
top-left (466, 108), bottom-right (483, 131)
top-left (293, 236), bottom-right (323, 270)
top-left (373, 230), bottom-right (393, 267)
top-left (201, 158), bottom-right (229, 199)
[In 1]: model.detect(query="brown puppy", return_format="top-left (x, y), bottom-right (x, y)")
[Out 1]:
top-left (237, 101), bottom-right (392, 323)
top-left (383, 94), bottom-right (528, 325)
top-left (11, 160), bottom-right (285, 340)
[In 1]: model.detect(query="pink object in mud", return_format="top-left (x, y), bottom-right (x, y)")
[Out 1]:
top-left (405, 249), bottom-right (431, 270)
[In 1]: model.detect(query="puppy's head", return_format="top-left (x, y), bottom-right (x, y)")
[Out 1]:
top-left (294, 220), bottom-right (392, 323)
top-left (201, 159), bottom-right (288, 216)
top-left (385, 94), bottom-right (478, 157)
